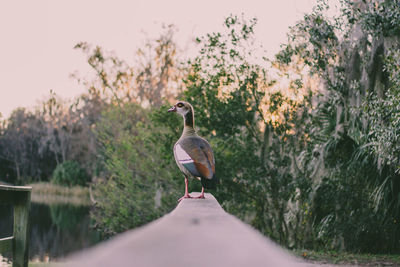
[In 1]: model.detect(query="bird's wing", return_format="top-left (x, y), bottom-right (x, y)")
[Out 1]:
top-left (176, 137), bottom-right (215, 179)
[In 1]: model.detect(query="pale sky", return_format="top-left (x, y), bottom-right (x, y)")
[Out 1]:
top-left (0, 0), bottom-right (319, 118)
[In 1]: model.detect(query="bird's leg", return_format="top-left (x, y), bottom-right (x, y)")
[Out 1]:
top-left (193, 187), bottom-right (205, 199)
top-left (178, 176), bottom-right (192, 202)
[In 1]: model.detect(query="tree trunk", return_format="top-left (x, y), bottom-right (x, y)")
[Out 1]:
top-left (15, 160), bottom-right (21, 182)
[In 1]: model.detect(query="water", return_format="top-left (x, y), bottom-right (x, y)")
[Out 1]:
top-left (0, 202), bottom-right (102, 261)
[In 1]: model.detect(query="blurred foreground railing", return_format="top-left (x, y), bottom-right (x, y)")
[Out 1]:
top-left (62, 193), bottom-right (305, 267)
top-left (0, 185), bottom-right (31, 267)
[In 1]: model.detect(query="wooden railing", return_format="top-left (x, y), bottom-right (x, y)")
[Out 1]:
top-left (0, 185), bottom-right (32, 267)
top-left (62, 193), bottom-right (305, 267)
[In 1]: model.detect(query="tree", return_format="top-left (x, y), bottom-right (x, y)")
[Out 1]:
top-left (275, 0), bottom-right (400, 252)
top-left (91, 103), bottom-right (180, 235)
top-left (150, 15), bottom-right (316, 248)
top-left (0, 108), bottom-right (55, 183)
top-left (85, 27), bottom-right (185, 234)
top-left (74, 25), bottom-right (184, 107)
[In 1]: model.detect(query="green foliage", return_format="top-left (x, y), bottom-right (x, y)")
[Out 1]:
top-left (365, 49), bottom-right (400, 173)
top-left (52, 161), bottom-right (89, 187)
top-left (169, 14), bottom-right (315, 248)
top-left (91, 103), bottom-right (180, 235)
top-left (4, 0), bottom-right (399, 255)
top-left (275, 0), bottom-right (400, 252)
top-left (357, 0), bottom-right (400, 37)
top-left (81, 27), bottom-right (185, 236)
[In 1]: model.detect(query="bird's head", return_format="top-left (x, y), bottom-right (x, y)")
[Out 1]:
top-left (168, 101), bottom-right (193, 117)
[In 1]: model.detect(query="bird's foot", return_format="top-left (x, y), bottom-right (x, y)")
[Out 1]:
top-left (178, 194), bottom-right (192, 202)
top-left (193, 193), bottom-right (205, 199)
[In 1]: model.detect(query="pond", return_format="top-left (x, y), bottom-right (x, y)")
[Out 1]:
top-left (0, 201), bottom-right (102, 262)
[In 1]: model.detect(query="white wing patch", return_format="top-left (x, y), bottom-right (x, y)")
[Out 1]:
top-left (175, 144), bottom-right (194, 163)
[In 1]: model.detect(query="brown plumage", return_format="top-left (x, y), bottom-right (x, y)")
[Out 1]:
top-left (168, 101), bottom-right (217, 201)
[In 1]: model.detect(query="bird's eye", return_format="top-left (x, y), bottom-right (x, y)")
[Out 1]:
top-left (177, 103), bottom-right (184, 108)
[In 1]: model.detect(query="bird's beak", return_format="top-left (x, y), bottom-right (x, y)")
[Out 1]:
top-left (168, 106), bottom-right (176, 112)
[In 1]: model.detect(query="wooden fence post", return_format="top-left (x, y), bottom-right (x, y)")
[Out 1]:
top-left (0, 185), bottom-right (31, 267)
top-left (12, 189), bottom-right (31, 267)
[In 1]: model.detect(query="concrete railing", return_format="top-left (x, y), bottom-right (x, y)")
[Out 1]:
top-left (0, 185), bottom-right (32, 267)
top-left (63, 193), bottom-right (305, 267)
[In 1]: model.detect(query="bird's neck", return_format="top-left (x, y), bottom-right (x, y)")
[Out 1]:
top-left (182, 109), bottom-right (196, 137)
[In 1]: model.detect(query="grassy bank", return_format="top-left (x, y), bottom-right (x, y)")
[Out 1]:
top-left (28, 182), bottom-right (91, 206)
top-left (29, 263), bottom-right (64, 267)
top-left (293, 250), bottom-right (400, 266)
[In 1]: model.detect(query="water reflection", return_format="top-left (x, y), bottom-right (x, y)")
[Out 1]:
top-left (0, 202), bottom-right (101, 261)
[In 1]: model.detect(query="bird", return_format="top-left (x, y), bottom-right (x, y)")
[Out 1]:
top-left (168, 101), bottom-right (218, 201)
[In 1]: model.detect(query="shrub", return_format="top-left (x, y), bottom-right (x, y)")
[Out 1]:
top-left (52, 160), bottom-right (89, 187)
top-left (91, 103), bottom-right (181, 235)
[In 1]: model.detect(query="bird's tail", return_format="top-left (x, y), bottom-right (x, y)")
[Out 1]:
top-left (201, 175), bottom-right (219, 189)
